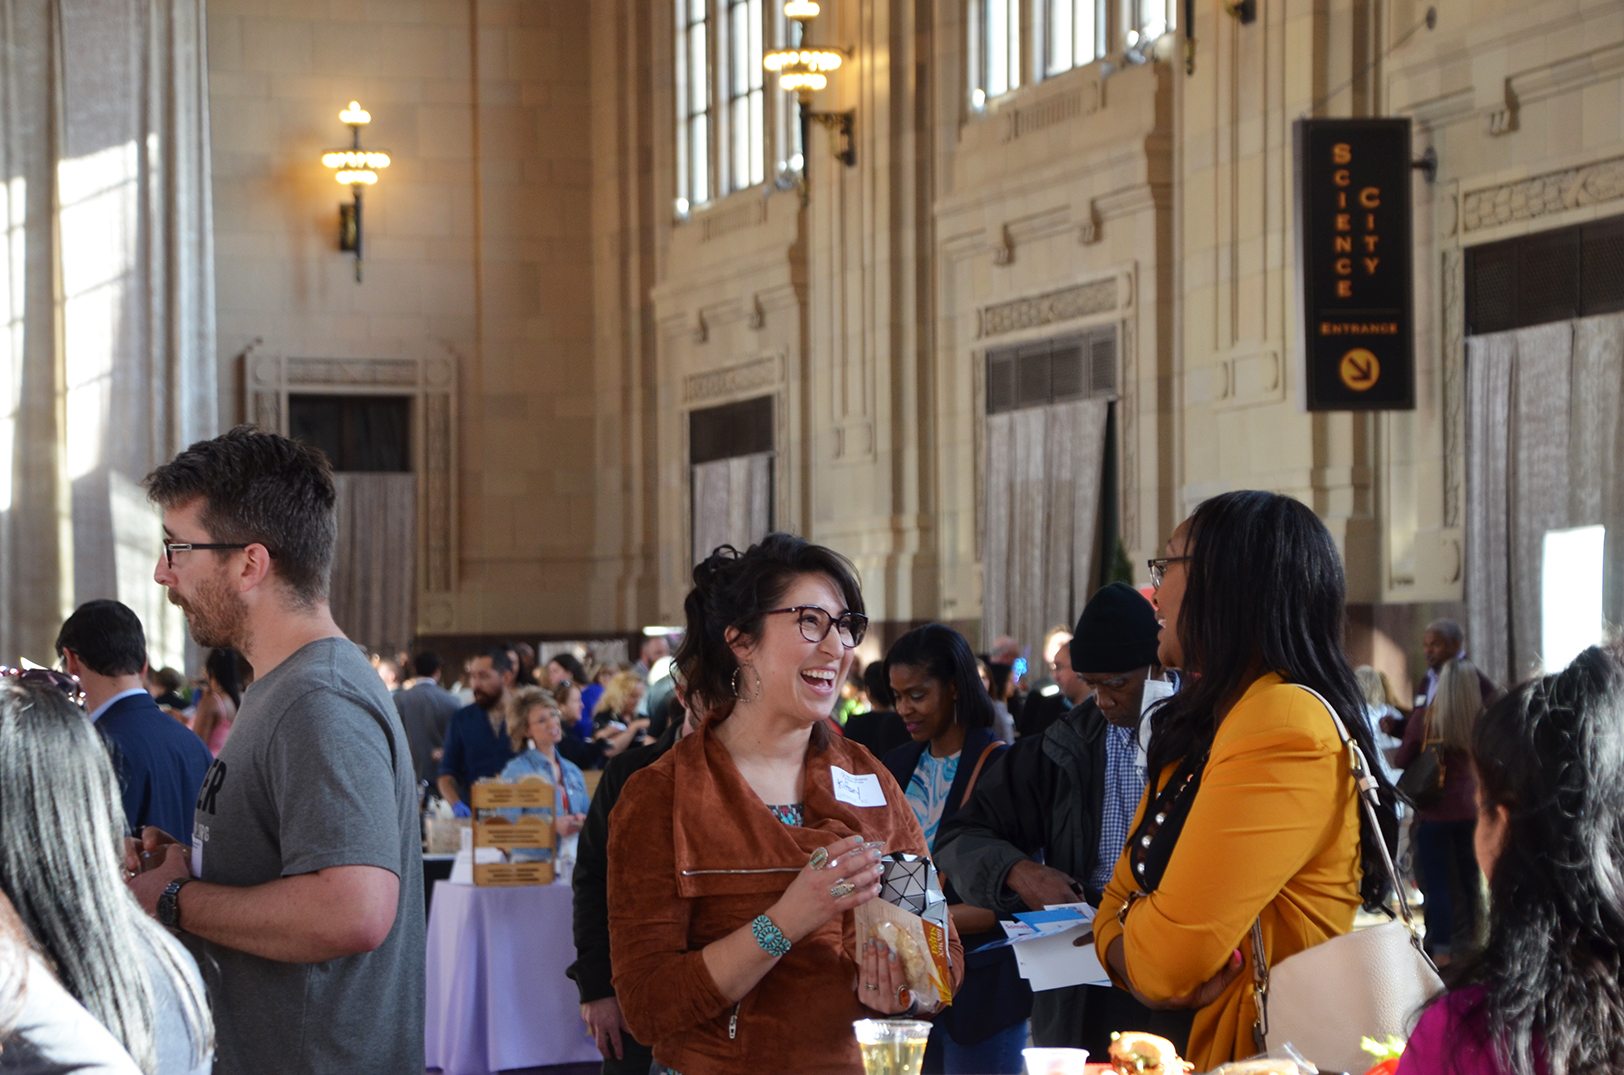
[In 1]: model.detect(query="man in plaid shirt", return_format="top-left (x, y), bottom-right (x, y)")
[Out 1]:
top-left (935, 583), bottom-right (1183, 1056)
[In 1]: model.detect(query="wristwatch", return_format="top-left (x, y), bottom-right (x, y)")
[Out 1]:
top-left (157, 877), bottom-right (195, 930)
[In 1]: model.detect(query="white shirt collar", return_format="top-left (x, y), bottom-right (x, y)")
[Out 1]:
top-left (88, 687), bottom-right (152, 724)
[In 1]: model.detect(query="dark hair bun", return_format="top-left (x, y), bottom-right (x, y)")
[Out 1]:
top-left (674, 534), bottom-right (864, 724)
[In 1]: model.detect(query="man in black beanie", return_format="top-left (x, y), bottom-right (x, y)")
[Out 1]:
top-left (935, 582), bottom-right (1186, 1056)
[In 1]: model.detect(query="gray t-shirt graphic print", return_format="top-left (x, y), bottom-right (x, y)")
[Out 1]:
top-left (187, 637), bottom-right (424, 1075)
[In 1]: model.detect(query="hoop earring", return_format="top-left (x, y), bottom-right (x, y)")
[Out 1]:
top-left (730, 664), bottom-right (763, 703)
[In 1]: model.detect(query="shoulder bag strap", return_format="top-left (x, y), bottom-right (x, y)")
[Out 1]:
top-left (959, 741), bottom-right (1002, 804)
top-left (1248, 684), bottom-right (1429, 1052)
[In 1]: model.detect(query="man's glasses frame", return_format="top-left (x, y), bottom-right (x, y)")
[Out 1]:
top-left (763, 606), bottom-right (869, 649)
top-left (162, 539), bottom-right (276, 569)
top-left (1147, 556), bottom-right (1192, 590)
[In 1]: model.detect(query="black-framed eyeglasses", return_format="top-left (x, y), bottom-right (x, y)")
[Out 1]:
top-left (1147, 556), bottom-right (1192, 590)
top-left (764, 606), bottom-right (868, 649)
top-left (162, 539), bottom-right (275, 569)
top-left (1, 667), bottom-right (85, 707)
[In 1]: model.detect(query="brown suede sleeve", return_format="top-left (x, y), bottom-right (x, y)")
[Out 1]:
top-left (608, 764), bottom-right (736, 1043)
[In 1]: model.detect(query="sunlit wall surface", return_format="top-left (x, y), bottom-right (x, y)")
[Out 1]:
top-left (0, 0), bottom-right (215, 668)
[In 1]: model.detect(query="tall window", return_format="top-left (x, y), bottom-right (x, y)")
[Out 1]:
top-left (969, 0), bottom-right (1021, 110)
top-left (676, 0), bottom-right (711, 212)
top-left (1046, 0), bottom-right (1104, 76)
top-left (1125, 0), bottom-right (1173, 47)
top-left (677, 0), bottom-right (778, 214)
top-left (725, 0), bottom-right (765, 193)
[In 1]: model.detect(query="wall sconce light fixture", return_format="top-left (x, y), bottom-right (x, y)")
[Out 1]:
top-left (763, 3), bottom-right (855, 168)
top-left (321, 102), bottom-right (390, 282)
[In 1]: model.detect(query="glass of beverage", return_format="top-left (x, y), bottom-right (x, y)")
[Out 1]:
top-left (853, 1019), bottom-right (931, 1075)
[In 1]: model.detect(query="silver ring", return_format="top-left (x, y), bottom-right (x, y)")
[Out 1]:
top-left (865, 982), bottom-right (878, 991)
top-left (829, 880), bottom-right (857, 899)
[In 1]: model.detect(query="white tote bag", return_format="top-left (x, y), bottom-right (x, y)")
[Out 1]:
top-left (1248, 686), bottom-right (1445, 1073)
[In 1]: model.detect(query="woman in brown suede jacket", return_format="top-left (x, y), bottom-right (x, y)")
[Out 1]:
top-left (608, 534), bottom-right (963, 1075)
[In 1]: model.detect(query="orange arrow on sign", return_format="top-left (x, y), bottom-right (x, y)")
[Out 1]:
top-left (1339, 348), bottom-right (1380, 391)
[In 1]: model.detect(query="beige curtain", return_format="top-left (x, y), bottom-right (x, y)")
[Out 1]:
top-left (691, 452), bottom-right (772, 567)
top-left (330, 474), bottom-right (418, 655)
top-left (983, 398), bottom-right (1110, 651)
top-left (1465, 312), bottom-right (1624, 687)
top-left (0, 0), bottom-right (214, 665)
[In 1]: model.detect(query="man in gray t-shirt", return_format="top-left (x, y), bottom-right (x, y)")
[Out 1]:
top-left (188, 638), bottom-right (424, 1073)
top-left (127, 428), bottom-right (425, 1075)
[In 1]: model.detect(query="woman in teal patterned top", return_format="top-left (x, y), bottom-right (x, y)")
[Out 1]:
top-left (881, 624), bottom-right (1028, 1074)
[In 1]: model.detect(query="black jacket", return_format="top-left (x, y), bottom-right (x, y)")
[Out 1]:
top-left (934, 697), bottom-right (1110, 912)
top-left (881, 726), bottom-right (1033, 1045)
top-left (567, 720), bottom-right (682, 1003)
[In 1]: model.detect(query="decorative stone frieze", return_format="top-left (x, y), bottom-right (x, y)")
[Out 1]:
top-left (682, 354), bottom-right (783, 404)
top-left (978, 277), bottom-right (1118, 338)
top-left (1460, 155), bottom-right (1624, 232)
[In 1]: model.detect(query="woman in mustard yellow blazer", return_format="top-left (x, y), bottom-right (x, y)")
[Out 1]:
top-left (1095, 491), bottom-right (1399, 1069)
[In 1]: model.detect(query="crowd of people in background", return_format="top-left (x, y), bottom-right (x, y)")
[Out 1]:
top-left (0, 424), bottom-right (1618, 1075)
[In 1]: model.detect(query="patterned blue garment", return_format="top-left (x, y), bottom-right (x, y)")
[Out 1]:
top-left (767, 803), bottom-right (804, 826)
top-left (1091, 722), bottom-right (1148, 892)
top-left (904, 749), bottom-right (961, 845)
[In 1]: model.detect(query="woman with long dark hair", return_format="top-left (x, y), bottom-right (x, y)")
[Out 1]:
top-left (0, 883), bottom-right (145, 1073)
top-left (0, 680), bottom-right (212, 1074)
top-left (1398, 644), bottom-right (1624, 1075)
top-left (189, 649), bottom-right (241, 757)
top-left (607, 534), bottom-right (962, 1075)
top-left (1094, 490), bottom-right (1399, 1069)
top-left (881, 625), bottom-right (1029, 1074)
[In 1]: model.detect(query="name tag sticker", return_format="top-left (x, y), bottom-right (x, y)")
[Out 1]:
top-left (830, 766), bottom-right (887, 807)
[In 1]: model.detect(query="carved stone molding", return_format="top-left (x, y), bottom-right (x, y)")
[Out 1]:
top-left (1488, 42), bottom-right (1624, 138)
top-left (682, 354), bottom-right (783, 404)
top-left (1119, 313), bottom-right (1139, 551)
top-left (978, 277), bottom-right (1118, 338)
top-left (286, 358), bottom-right (417, 386)
top-left (700, 198), bottom-right (768, 242)
top-left (1460, 155), bottom-right (1624, 232)
top-left (241, 350), bottom-right (459, 616)
top-left (1441, 249), bottom-right (1465, 529)
top-left (997, 78), bottom-right (1102, 143)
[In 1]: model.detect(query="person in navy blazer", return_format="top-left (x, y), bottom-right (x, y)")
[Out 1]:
top-left (56, 600), bottom-right (215, 843)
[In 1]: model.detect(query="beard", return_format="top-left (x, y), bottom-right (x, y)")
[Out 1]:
top-left (168, 570), bottom-right (249, 650)
top-left (472, 686), bottom-right (501, 710)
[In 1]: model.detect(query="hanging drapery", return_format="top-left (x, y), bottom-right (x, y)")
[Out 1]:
top-left (982, 397), bottom-right (1110, 652)
top-left (330, 473), bottom-right (418, 657)
top-left (1465, 312), bottom-right (1624, 688)
top-left (691, 452), bottom-right (772, 567)
top-left (0, 0), bottom-right (215, 665)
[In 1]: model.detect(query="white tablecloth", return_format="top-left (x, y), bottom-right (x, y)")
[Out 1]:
top-left (425, 880), bottom-right (602, 1074)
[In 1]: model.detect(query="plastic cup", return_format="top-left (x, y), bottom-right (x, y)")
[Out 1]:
top-left (853, 1018), bottom-right (932, 1075)
top-left (1022, 1047), bottom-right (1091, 1075)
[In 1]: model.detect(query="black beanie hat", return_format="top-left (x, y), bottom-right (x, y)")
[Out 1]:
top-left (1069, 582), bottom-right (1161, 674)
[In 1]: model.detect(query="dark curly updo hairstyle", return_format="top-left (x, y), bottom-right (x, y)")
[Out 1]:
top-left (675, 533), bottom-right (865, 727)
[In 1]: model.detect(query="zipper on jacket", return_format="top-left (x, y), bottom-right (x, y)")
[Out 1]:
top-left (728, 1003), bottom-right (740, 1040)
top-left (680, 867), bottom-right (801, 876)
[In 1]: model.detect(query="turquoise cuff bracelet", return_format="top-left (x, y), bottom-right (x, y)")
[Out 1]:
top-left (750, 914), bottom-right (791, 957)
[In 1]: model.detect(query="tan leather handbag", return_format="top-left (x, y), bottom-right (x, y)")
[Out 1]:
top-left (1247, 685), bottom-right (1445, 1073)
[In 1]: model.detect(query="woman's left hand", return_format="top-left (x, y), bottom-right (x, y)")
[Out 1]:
top-left (857, 938), bottom-right (914, 1014)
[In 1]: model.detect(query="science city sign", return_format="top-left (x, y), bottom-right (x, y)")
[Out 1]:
top-left (1294, 117), bottom-right (1416, 411)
